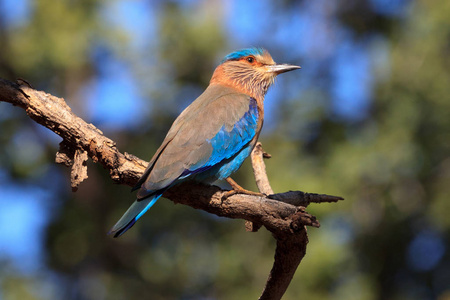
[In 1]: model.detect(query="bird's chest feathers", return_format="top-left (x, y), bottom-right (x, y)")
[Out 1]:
top-left (211, 65), bottom-right (268, 102)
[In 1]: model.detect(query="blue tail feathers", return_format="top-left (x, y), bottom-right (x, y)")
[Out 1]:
top-left (108, 194), bottom-right (162, 238)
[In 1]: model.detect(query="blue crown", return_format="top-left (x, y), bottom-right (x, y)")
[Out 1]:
top-left (221, 48), bottom-right (265, 63)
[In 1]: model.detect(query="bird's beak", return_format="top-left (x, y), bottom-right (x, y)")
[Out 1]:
top-left (266, 64), bottom-right (301, 74)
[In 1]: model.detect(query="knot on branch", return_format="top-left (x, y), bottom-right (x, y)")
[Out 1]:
top-left (55, 141), bottom-right (88, 191)
top-left (290, 207), bottom-right (320, 232)
top-left (55, 140), bottom-right (76, 167)
top-left (71, 149), bottom-right (89, 191)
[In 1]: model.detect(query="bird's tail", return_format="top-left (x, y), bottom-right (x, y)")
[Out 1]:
top-left (108, 194), bottom-right (162, 238)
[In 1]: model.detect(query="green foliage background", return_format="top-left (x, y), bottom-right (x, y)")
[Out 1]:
top-left (1, 0), bottom-right (449, 299)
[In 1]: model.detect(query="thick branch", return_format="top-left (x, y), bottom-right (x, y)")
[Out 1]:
top-left (260, 233), bottom-right (308, 300)
top-left (1, 78), bottom-right (147, 186)
top-left (0, 78), bottom-right (343, 300)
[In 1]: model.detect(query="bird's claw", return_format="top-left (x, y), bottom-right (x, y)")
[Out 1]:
top-left (223, 177), bottom-right (266, 200)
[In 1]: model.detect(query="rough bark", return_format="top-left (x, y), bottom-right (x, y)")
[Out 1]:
top-left (0, 78), bottom-right (344, 300)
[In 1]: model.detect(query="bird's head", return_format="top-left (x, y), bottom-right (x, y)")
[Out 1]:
top-left (210, 48), bottom-right (300, 100)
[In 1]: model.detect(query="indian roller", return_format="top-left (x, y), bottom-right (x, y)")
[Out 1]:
top-left (109, 48), bottom-right (300, 237)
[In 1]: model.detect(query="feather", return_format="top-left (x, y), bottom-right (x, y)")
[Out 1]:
top-left (108, 194), bottom-right (162, 237)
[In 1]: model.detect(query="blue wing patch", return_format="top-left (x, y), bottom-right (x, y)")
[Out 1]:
top-left (207, 98), bottom-right (258, 164)
top-left (182, 98), bottom-right (259, 179)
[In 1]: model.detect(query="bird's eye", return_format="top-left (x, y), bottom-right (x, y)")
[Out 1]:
top-left (246, 56), bottom-right (255, 63)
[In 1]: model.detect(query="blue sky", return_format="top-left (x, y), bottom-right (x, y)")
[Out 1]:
top-left (0, 173), bottom-right (51, 273)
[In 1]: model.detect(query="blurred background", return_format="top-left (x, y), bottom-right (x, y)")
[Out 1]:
top-left (0, 0), bottom-right (449, 299)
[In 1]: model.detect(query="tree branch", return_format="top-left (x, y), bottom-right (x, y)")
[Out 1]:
top-left (0, 78), bottom-right (344, 300)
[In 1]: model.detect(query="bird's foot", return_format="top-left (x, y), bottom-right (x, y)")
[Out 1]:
top-left (222, 188), bottom-right (266, 199)
top-left (222, 177), bottom-right (266, 200)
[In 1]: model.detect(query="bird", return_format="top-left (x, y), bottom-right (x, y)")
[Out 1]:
top-left (109, 48), bottom-right (300, 237)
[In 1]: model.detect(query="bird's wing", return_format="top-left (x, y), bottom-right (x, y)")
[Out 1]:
top-left (132, 84), bottom-right (228, 192)
top-left (136, 85), bottom-right (259, 199)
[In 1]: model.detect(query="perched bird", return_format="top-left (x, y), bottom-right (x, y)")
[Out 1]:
top-left (109, 48), bottom-right (300, 237)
